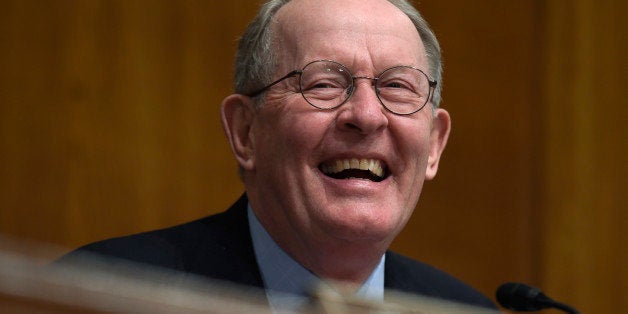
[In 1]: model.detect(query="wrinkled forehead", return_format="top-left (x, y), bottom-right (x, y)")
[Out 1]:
top-left (272, 0), bottom-right (425, 71)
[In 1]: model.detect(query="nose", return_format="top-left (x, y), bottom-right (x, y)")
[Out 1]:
top-left (335, 80), bottom-right (389, 135)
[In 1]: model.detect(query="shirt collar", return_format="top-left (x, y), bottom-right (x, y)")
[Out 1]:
top-left (247, 204), bottom-right (385, 310)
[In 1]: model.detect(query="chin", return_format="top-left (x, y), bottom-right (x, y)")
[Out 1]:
top-left (318, 205), bottom-right (407, 243)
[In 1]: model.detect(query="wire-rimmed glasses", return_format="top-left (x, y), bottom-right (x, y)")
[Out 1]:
top-left (247, 60), bottom-right (437, 115)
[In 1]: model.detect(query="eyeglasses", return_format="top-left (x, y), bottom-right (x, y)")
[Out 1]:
top-left (247, 60), bottom-right (437, 115)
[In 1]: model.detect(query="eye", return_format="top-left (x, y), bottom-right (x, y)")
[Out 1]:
top-left (379, 79), bottom-right (415, 92)
top-left (309, 81), bottom-right (342, 89)
top-left (301, 76), bottom-right (347, 91)
top-left (384, 81), bottom-right (405, 89)
top-left (301, 62), bottom-right (352, 90)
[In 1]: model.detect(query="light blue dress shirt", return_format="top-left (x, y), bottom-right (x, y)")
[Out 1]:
top-left (247, 204), bottom-right (385, 311)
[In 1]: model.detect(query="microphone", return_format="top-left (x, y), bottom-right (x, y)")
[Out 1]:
top-left (495, 282), bottom-right (579, 314)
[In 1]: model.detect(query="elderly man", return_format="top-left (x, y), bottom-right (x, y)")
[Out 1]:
top-left (62, 0), bottom-right (495, 310)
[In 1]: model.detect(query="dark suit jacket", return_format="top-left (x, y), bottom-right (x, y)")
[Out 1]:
top-left (61, 194), bottom-right (496, 309)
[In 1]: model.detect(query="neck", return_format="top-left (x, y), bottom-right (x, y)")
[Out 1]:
top-left (303, 242), bottom-right (386, 285)
top-left (259, 211), bottom-right (389, 285)
top-left (245, 188), bottom-right (394, 286)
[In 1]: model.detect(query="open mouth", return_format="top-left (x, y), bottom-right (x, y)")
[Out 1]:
top-left (319, 158), bottom-right (388, 182)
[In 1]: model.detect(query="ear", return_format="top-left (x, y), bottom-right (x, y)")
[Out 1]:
top-left (221, 94), bottom-right (257, 171)
top-left (425, 108), bottom-right (451, 180)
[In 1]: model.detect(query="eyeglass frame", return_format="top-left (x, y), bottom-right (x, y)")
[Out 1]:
top-left (246, 60), bottom-right (438, 116)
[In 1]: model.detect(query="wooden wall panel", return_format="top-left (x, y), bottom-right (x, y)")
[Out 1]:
top-left (0, 0), bottom-right (624, 312)
top-left (540, 0), bottom-right (626, 312)
top-left (0, 0), bottom-right (259, 247)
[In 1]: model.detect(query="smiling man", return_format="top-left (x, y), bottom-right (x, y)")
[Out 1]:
top-left (61, 0), bottom-right (495, 311)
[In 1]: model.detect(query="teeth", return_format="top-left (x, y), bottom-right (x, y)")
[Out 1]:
top-left (350, 158), bottom-right (359, 169)
top-left (321, 158), bottom-right (385, 178)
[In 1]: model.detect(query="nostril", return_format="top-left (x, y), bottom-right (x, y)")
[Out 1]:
top-left (344, 122), bottom-right (361, 132)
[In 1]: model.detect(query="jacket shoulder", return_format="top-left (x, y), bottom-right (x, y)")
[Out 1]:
top-left (60, 214), bottom-right (215, 269)
top-left (385, 251), bottom-right (497, 309)
top-left (57, 195), bottom-right (262, 286)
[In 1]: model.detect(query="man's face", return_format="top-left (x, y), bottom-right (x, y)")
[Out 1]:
top-left (229, 0), bottom-right (449, 251)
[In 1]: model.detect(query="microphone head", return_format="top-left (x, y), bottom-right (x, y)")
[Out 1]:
top-left (496, 282), bottom-right (551, 311)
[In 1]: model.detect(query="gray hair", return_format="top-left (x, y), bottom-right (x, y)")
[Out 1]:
top-left (233, 0), bottom-right (443, 108)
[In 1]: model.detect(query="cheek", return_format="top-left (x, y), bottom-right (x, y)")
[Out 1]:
top-left (284, 122), bottom-right (317, 151)
top-left (395, 120), bottom-right (432, 168)
top-left (254, 108), bottom-right (330, 167)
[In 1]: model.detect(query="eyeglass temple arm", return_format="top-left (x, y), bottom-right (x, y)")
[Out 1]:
top-left (247, 70), bottom-right (302, 97)
top-left (427, 79), bottom-right (437, 102)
